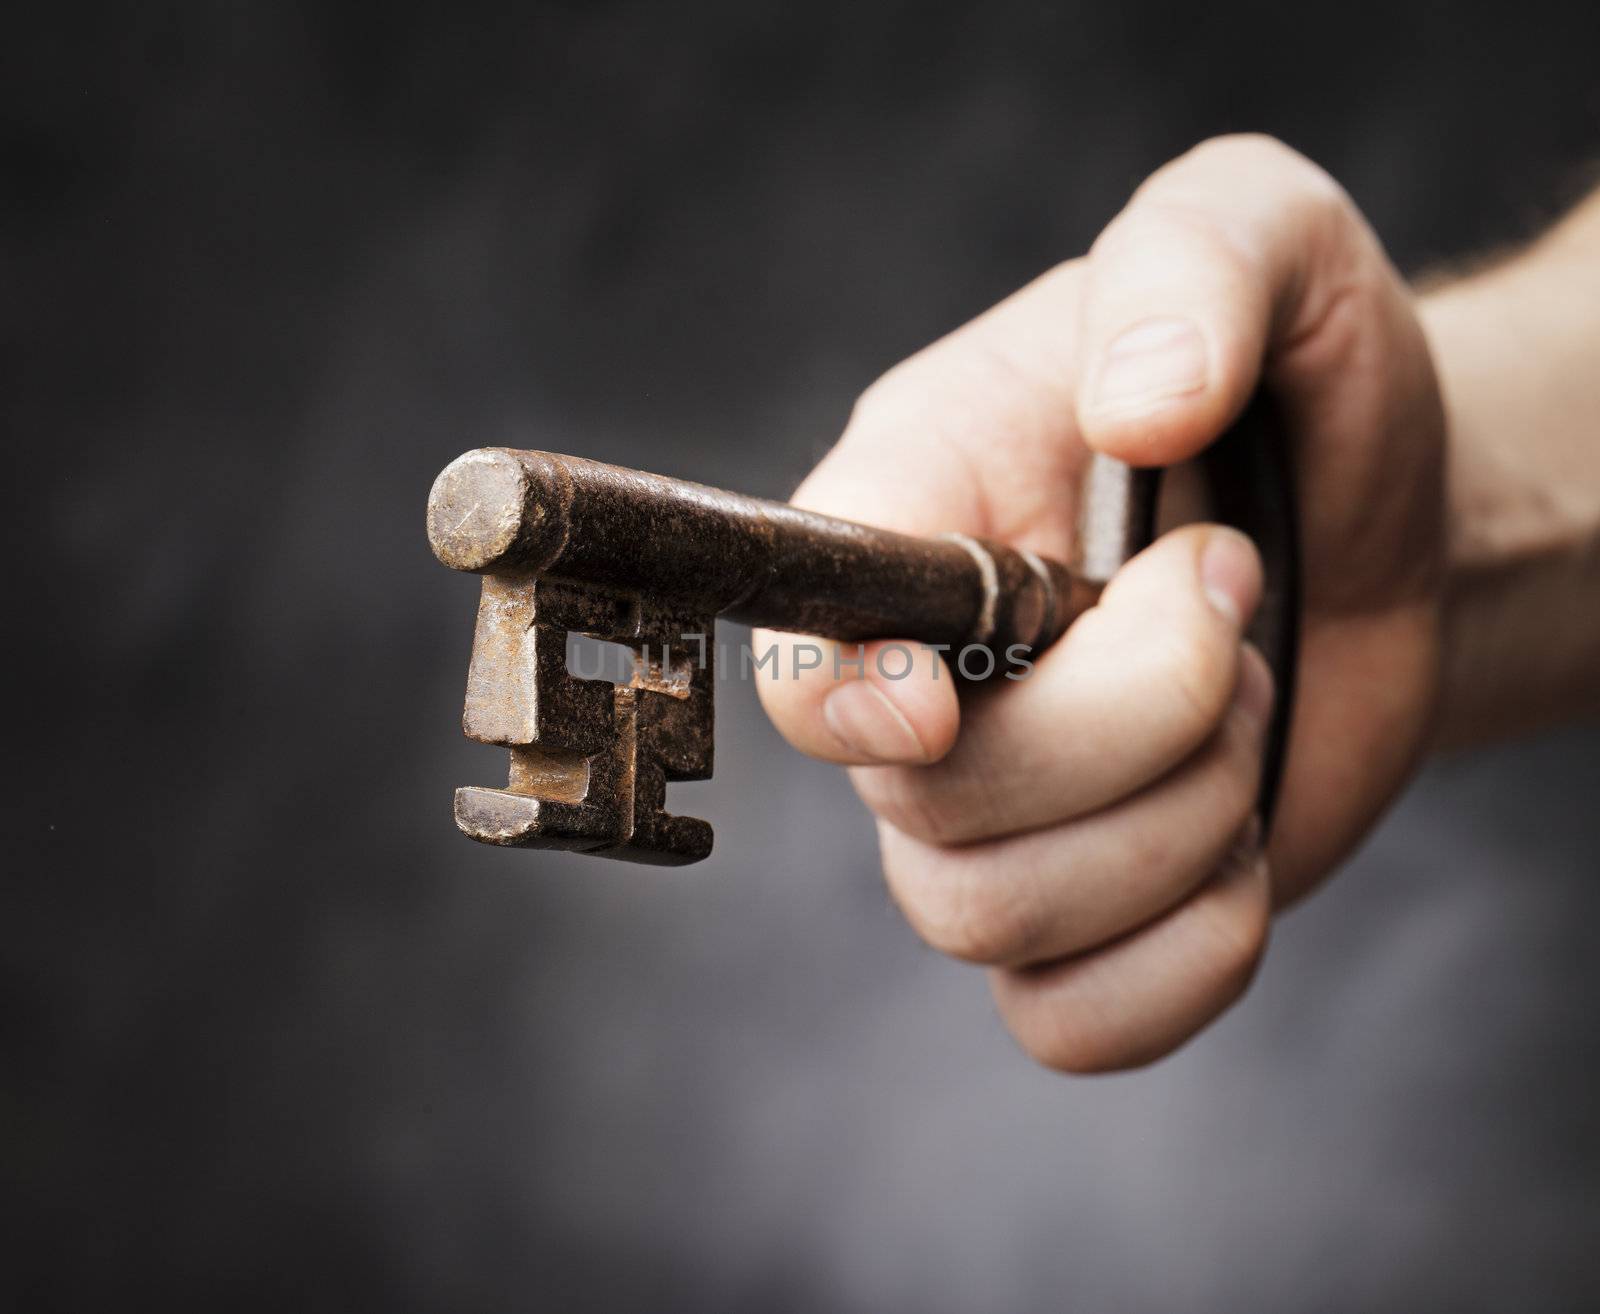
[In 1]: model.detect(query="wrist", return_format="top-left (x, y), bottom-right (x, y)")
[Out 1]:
top-left (1416, 231), bottom-right (1600, 746)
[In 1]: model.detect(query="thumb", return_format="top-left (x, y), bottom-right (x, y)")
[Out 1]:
top-left (1074, 133), bottom-right (1385, 467)
top-left (753, 632), bottom-right (960, 767)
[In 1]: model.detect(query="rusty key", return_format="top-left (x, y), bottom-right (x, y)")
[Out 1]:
top-left (427, 393), bottom-right (1298, 865)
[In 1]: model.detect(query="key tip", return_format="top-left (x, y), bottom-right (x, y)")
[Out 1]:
top-left (427, 448), bottom-right (554, 572)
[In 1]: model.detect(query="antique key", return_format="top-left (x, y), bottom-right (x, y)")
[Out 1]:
top-left (426, 394), bottom-right (1298, 865)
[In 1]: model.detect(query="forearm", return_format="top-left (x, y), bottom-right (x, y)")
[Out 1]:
top-left (1417, 190), bottom-right (1600, 747)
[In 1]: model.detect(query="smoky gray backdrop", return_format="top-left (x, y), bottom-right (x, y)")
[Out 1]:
top-left (8, 2), bottom-right (1600, 1310)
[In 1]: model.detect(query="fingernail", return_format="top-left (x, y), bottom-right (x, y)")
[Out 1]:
top-left (1090, 316), bottom-right (1209, 417)
top-left (1232, 644), bottom-right (1275, 729)
top-left (822, 680), bottom-right (928, 763)
top-left (1200, 527), bottom-right (1261, 627)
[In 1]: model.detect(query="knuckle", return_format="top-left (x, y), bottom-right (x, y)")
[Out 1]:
top-left (1187, 133), bottom-right (1322, 188)
top-left (1192, 131), bottom-right (1300, 167)
top-left (1219, 772), bottom-right (1262, 852)
top-left (1090, 200), bottom-right (1243, 270)
top-left (848, 369), bottom-right (901, 431)
top-left (1027, 1029), bottom-right (1121, 1075)
top-left (851, 766), bottom-right (966, 846)
top-left (879, 831), bottom-right (1036, 966)
top-left (888, 856), bottom-right (1037, 966)
top-left (1149, 623), bottom-right (1236, 744)
top-left (1213, 716), bottom-right (1267, 831)
top-left (1203, 870), bottom-right (1271, 992)
top-left (1205, 135), bottom-right (1354, 233)
top-left (1039, 254), bottom-right (1084, 290)
top-left (1000, 991), bottom-right (1146, 1074)
top-left (1137, 135), bottom-right (1357, 252)
top-left (1091, 197), bottom-right (1261, 301)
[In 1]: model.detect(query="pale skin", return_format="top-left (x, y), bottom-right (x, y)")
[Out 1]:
top-left (754, 134), bottom-right (1600, 1072)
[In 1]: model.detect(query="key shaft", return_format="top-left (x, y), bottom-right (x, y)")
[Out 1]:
top-left (428, 448), bottom-right (1107, 652)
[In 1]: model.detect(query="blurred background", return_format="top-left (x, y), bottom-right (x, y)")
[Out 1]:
top-left (8, 2), bottom-right (1600, 1309)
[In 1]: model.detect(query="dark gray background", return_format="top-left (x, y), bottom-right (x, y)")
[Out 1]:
top-left (7, 2), bottom-right (1600, 1310)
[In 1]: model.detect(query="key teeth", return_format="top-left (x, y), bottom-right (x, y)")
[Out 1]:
top-left (453, 787), bottom-right (593, 851)
top-left (453, 786), bottom-right (714, 865)
top-left (606, 816), bottom-right (715, 867)
top-left (449, 575), bottom-right (717, 867)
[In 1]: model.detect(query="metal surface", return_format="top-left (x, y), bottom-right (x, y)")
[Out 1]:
top-left (427, 430), bottom-right (1299, 864)
top-left (1197, 390), bottom-right (1299, 829)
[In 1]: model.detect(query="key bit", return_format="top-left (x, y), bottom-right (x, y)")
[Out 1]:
top-left (425, 448), bottom-right (1134, 864)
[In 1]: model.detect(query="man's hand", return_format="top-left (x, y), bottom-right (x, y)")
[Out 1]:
top-left (755, 135), bottom-right (1447, 1071)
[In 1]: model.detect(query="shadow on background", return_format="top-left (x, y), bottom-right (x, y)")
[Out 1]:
top-left (7, 2), bottom-right (1600, 1310)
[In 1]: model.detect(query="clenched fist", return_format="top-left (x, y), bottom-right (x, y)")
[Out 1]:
top-left (756, 135), bottom-right (1447, 1071)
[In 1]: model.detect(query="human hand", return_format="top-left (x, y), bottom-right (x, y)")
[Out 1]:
top-left (755, 135), bottom-right (1446, 1070)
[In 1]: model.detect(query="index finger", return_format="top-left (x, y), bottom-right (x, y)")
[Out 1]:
top-left (755, 259), bottom-right (1098, 764)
